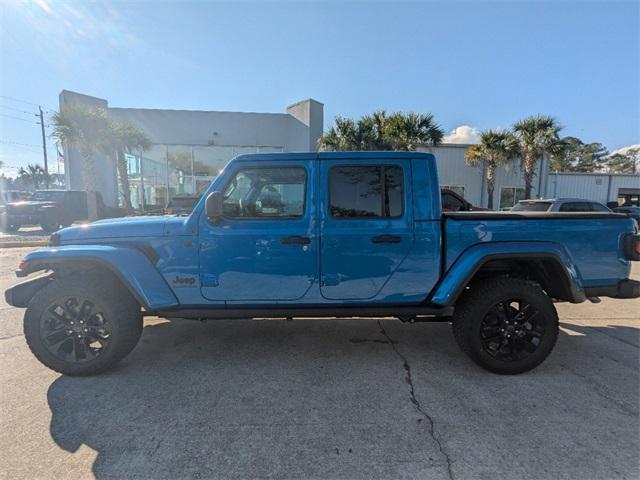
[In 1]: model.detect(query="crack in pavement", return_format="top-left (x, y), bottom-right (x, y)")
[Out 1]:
top-left (377, 320), bottom-right (455, 480)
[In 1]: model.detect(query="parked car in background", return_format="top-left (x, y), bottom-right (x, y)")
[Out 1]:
top-left (0, 190), bottom-right (126, 232)
top-left (441, 188), bottom-right (488, 211)
top-left (0, 190), bottom-right (31, 204)
top-left (164, 195), bottom-right (201, 216)
top-left (613, 206), bottom-right (640, 225)
top-left (512, 198), bottom-right (611, 213)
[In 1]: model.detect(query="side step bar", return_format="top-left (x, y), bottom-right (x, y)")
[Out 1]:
top-left (154, 304), bottom-right (453, 321)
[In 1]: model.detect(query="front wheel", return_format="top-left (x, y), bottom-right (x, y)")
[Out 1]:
top-left (24, 278), bottom-right (142, 376)
top-left (452, 278), bottom-right (559, 374)
top-left (40, 214), bottom-right (61, 232)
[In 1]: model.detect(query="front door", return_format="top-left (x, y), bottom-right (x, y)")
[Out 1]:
top-left (199, 160), bottom-right (316, 302)
top-left (320, 159), bottom-right (414, 300)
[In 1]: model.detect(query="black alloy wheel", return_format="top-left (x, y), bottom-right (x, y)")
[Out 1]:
top-left (39, 296), bottom-right (112, 363)
top-left (479, 300), bottom-right (544, 362)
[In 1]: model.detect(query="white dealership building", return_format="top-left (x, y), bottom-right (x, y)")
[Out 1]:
top-left (60, 90), bottom-right (639, 210)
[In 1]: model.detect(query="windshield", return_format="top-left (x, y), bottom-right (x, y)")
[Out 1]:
top-left (168, 197), bottom-right (200, 208)
top-left (32, 191), bottom-right (65, 202)
top-left (512, 201), bottom-right (552, 212)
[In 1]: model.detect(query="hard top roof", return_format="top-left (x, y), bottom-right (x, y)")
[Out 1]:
top-left (233, 151), bottom-right (435, 162)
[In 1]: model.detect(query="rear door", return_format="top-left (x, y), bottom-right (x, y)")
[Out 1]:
top-left (319, 159), bottom-right (414, 300)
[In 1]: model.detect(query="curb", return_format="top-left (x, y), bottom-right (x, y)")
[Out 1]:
top-left (0, 240), bottom-right (49, 248)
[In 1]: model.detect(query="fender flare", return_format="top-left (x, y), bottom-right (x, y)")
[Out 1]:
top-left (15, 245), bottom-right (179, 310)
top-left (429, 242), bottom-right (585, 306)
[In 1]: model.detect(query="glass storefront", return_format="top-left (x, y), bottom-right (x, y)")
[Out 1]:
top-left (124, 145), bottom-right (283, 211)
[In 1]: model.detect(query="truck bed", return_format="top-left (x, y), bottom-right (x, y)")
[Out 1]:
top-left (442, 211), bottom-right (635, 288)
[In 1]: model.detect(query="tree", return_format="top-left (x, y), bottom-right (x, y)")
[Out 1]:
top-left (18, 164), bottom-right (46, 190)
top-left (318, 110), bottom-right (443, 151)
top-left (512, 115), bottom-right (563, 198)
top-left (111, 120), bottom-right (151, 211)
top-left (51, 105), bottom-right (113, 220)
top-left (465, 130), bottom-right (518, 209)
top-left (607, 147), bottom-right (639, 174)
top-left (51, 105), bottom-right (151, 218)
top-left (549, 136), bottom-right (609, 172)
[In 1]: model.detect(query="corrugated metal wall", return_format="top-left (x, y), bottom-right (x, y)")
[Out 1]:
top-left (546, 173), bottom-right (640, 203)
top-left (419, 145), bottom-right (546, 207)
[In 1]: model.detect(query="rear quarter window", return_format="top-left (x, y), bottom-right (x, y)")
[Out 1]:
top-left (512, 202), bottom-right (552, 212)
top-left (559, 202), bottom-right (591, 212)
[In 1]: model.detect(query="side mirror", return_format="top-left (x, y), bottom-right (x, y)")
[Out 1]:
top-left (205, 191), bottom-right (223, 222)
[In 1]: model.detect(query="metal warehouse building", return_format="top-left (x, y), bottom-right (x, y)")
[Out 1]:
top-left (60, 90), bottom-right (639, 210)
top-left (546, 172), bottom-right (639, 207)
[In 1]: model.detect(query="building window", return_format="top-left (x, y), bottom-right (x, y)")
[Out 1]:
top-left (500, 187), bottom-right (526, 209)
top-left (222, 167), bottom-right (306, 219)
top-left (329, 165), bottom-right (404, 218)
top-left (124, 144), bottom-right (285, 210)
top-left (441, 185), bottom-right (465, 197)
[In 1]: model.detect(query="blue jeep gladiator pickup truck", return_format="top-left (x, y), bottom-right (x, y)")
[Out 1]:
top-left (6, 152), bottom-right (640, 376)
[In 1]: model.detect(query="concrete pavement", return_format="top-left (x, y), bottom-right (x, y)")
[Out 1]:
top-left (1, 247), bottom-right (638, 479)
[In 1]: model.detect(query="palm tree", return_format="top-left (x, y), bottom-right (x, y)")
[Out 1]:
top-left (111, 120), bottom-right (151, 211)
top-left (465, 130), bottom-right (518, 209)
top-left (51, 105), bottom-right (113, 220)
top-left (383, 112), bottom-right (444, 150)
top-left (319, 111), bottom-right (443, 151)
top-left (18, 164), bottom-right (47, 190)
top-left (512, 115), bottom-right (563, 199)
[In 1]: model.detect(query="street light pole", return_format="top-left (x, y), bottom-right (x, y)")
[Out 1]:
top-left (38, 106), bottom-right (49, 189)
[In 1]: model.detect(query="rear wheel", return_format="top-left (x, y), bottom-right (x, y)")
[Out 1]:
top-left (452, 277), bottom-right (559, 374)
top-left (24, 278), bottom-right (142, 376)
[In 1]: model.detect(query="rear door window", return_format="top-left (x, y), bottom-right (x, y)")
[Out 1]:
top-left (559, 202), bottom-right (592, 212)
top-left (329, 165), bottom-right (404, 218)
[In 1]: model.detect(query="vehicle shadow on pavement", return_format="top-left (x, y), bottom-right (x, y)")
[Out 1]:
top-left (46, 319), bottom-right (639, 480)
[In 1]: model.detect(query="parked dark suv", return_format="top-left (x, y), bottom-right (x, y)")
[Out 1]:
top-left (0, 190), bottom-right (125, 232)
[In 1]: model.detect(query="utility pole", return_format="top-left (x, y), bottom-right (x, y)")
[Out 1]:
top-left (38, 106), bottom-right (49, 188)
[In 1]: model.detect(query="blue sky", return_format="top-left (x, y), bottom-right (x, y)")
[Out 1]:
top-left (1, 0), bottom-right (638, 177)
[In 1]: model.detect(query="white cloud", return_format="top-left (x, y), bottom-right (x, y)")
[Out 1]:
top-left (609, 144), bottom-right (640, 156)
top-left (442, 125), bottom-right (481, 145)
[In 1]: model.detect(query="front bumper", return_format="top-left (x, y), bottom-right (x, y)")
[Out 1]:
top-left (4, 274), bottom-right (53, 308)
top-left (584, 279), bottom-right (640, 299)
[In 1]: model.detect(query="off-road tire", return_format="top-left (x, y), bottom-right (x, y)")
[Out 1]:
top-left (24, 277), bottom-right (142, 376)
top-left (40, 212), bottom-right (61, 232)
top-left (452, 277), bottom-right (559, 374)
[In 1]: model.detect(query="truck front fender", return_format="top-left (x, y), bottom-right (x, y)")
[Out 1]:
top-left (429, 242), bottom-right (585, 306)
top-left (13, 245), bottom-right (179, 311)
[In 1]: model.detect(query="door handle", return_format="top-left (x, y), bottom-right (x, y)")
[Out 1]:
top-left (281, 236), bottom-right (311, 245)
top-left (371, 235), bottom-right (402, 244)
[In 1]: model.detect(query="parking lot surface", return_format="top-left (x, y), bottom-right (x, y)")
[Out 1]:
top-left (1, 247), bottom-right (638, 480)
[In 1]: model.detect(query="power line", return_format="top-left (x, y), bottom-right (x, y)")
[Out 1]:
top-left (0, 112), bottom-right (39, 124)
top-left (0, 104), bottom-right (35, 116)
top-left (0, 143), bottom-right (42, 154)
top-left (0, 95), bottom-right (57, 114)
top-left (0, 139), bottom-right (42, 148)
top-left (0, 139), bottom-right (43, 149)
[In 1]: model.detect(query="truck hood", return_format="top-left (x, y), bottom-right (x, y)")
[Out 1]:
top-left (6, 200), bottom-right (55, 209)
top-left (56, 216), bottom-right (188, 242)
